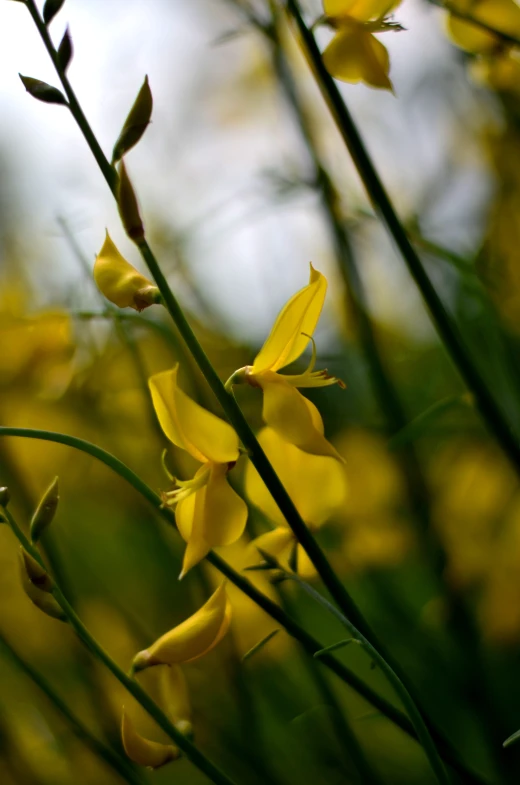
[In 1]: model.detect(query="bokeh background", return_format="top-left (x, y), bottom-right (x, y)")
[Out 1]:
top-left (2, 0), bottom-right (520, 783)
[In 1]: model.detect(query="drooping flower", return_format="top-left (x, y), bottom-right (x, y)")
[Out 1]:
top-left (245, 428), bottom-right (348, 578)
top-left (94, 231), bottom-right (160, 311)
top-left (149, 365), bottom-right (248, 577)
top-left (321, 0), bottom-right (403, 90)
top-left (230, 264), bottom-right (344, 460)
top-left (121, 711), bottom-right (179, 769)
top-left (446, 0), bottom-right (520, 54)
top-left (131, 583), bottom-right (231, 673)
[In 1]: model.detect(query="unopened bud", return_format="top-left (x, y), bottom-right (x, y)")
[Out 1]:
top-left (112, 76), bottom-right (153, 164)
top-left (57, 27), bottom-right (73, 73)
top-left (20, 548), bottom-right (53, 592)
top-left (94, 232), bottom-right (160, 311)
top-left (121, 711), bottom-right (179, 769)
top-left (0, 487), bottom-right (10, 507)
top-left (43, 0), bottom-right (66, 25)
top-left (30, 477), bottom-right (59, 543)
top-left (19, 75), bottom-right (67, 105)
top-left (19, 553), bottom-right (66, 622)
top-left (118, 161), bottom-right (145, 243)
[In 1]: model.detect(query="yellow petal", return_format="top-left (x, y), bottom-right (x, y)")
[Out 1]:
top-left (259, 375), bottom-right (343, 461)
top-left (121, 711), bottom-right (179, 769)
top-left (252, 264), bottom-right (327, 374)
top-left (203, 463), bottom-right (248, 547)
top-left (149, 365), bottom-right (239, 464)
top-left (323, 27), bottom-right (392, 90)
top-left (93, 231), bottom-right (158, 311)
top-left (253, 528), bottom-right (295, 560)
top-left (176, 474), bottom-right (211, 578)
top-left (159, 665), bottom-right (192, 732)
top-left (447, 0), bottom-right (520, 53)
top-left (324, 0), bottom-right (401, 21)
top-left (245, 427), bottom-right (348, 527)
top-left (132, 584), bottom-right (231, 671)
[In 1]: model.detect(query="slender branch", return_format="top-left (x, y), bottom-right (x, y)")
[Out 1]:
top-left (0, 425), bottom-right (489, 785)
top-left (284, 0), bottom-right (520, 477)
top-left (0, 632), bottom-right (145, 785)
top-left (1, 503), bottom-right (239, 785)
top-left (282, 572), bottom-right (449, 785)
top-left (22, 0), bottom-right (374, 644)
top-left (431, 0), bottom-right (520, 48)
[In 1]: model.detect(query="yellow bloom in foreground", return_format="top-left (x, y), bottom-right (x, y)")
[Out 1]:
top-left (121, 711), bottom-right (179, 769)
top-left (94, 231), bottom-right (160, 311)
top-left (322, 0), bottom-right (402, 90)
top-left (446, 0), bottom-right (520, 53)
top-left (149, 364), bottom-right (248, 577)
top-left (132, 583), bottom-right (231, 673)
top-left (246, 428), bottom-right (348, 578)
top-left (237, 265), bottom-right (343, 460)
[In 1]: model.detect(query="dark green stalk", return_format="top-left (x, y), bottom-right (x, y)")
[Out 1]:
top-left (284, 573), bottom-right (449, 785)
top-left (22, 0), bottom-right (374, 642)
top-left (284, 0), bottom-right (520, 476)
top-left (0, 632), bottom-right (145, 785)
top-left (1, 503), bottom-right (239, 785)
top-left (0, 425), bottom-right (489, 785)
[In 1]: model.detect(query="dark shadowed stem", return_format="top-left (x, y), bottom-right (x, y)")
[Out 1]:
top-left (0, 425), bottom-right (488, 785)
top-left (284, 0), bottom-right (520, 478)
top-left (0, 503), bottom-right (240, 785)
top-left (0, 632), bottom-right (145, 785)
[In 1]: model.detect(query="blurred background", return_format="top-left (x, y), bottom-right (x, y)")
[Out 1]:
top-left (2, 0), bottom-right (520, 783)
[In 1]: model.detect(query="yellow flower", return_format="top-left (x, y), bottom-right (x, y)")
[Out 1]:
top-left (94, 231), bottom-right (160, 311)
top-left (321, 0), bottom-right (402, 90)
top-left (132, 583), bottom-right (231, 673)
top-left (245, 428), bottom-right (348, 578)
top-left (149, 364), bottom-right (248, 577)
top-left (446, 0), bottom-right (520, 53)
top-left (121, 711), bottom-right (179, 769)
top-left (234, 264), bottom-right (343, 460)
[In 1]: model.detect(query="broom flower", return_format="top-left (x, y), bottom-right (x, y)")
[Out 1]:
top-left (94, 231), bottom-right (161, 311)
top-left (228, 264), bottom-right (344, 460)
top-left (149, 366), bottom-right (248, 577)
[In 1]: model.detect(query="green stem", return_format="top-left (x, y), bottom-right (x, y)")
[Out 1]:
top-left (0, 425), bottom-right (488, 785)
top-left (287, 574), bottom-right (450, 785)
top-left (284, 0), bottom-right (520, 477)
top-left (0, 632), bottom-right (145, 785)
top-left (22, 0), bottom-right (376, 650)
top-left (1, 504), bottom-right (239, 785)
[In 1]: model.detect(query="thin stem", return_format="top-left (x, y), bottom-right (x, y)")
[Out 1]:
top-left (0, 425), bottom-right (489, 785)
top-left (1, 504), bottom-right (239, 785)
top-left (284, 0), bottom-right (520, 477)
top-left (0, 632), bottom-right (145, 785)
top-left (285, 573), bottom-right (450, 785)
top-left (430, 0), bottom-right (520, 48)
top-left (22, 0), bottom-right (376, 650)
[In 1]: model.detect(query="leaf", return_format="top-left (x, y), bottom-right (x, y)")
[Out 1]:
top-left (241, 630), bottom-right (279, 662)
top-left (112, 76), bottom-right (153, 164)
top-left (43, 0), bottom-right (66, 25)
top-left (57, 27), bottom-right (73, 72)
top-left (19, 75), bottom-right (67, 105)
top-left (313, 639), bottom-right (359, 658)
top-left (504, 729), bottom-right (520, 748)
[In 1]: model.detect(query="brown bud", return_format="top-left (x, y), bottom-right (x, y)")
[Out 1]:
top-left (19, 75), bottom-right (68, 105)
top-left (112, 76), bottom-right (153, 164)
top-left (118, 161), bottom-right (145, 242)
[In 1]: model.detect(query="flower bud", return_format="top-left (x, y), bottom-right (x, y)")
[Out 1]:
top-left (131, 584), bottom-right (231, 674)
top-left (112, 76), bottom-right (153, 164)
top-left (57, 27), bottom-right (73, 73)
top-left (43, 0), bottom-right (66, 25)
top-left (121, 711), bottom-right (179, 769)
top-left (30, 476), bottom-right (59, 543)
top-left (118, 161), bottom-right (145, 243)
top-left (20, 547), bottom-right (53, 592)
top-left (0, 487), bottom-right (10, 507)
top-left (94, 231), bottom-right (160, 311)
top-left (19, 75), bottom-right (67, 105)
top-left (19, 552), bottom-right (66, 621)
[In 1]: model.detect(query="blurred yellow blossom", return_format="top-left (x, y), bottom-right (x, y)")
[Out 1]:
top-left (121, 711), bottom-right (179, 769)
top-left (446, 0), bottom-right (520, 53)
top-left (322, 0), bottom-right (402, 90)
top-left (149, 364), bottom-right (248, 576)
top-left (94, 231), bottom-right (160, 311)
top-left (245, 427), bottom-right (348, 578)
top-left (131, 583), bottom-right (231, 673)
top-left (233, 264), bottom-right (343, 460)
